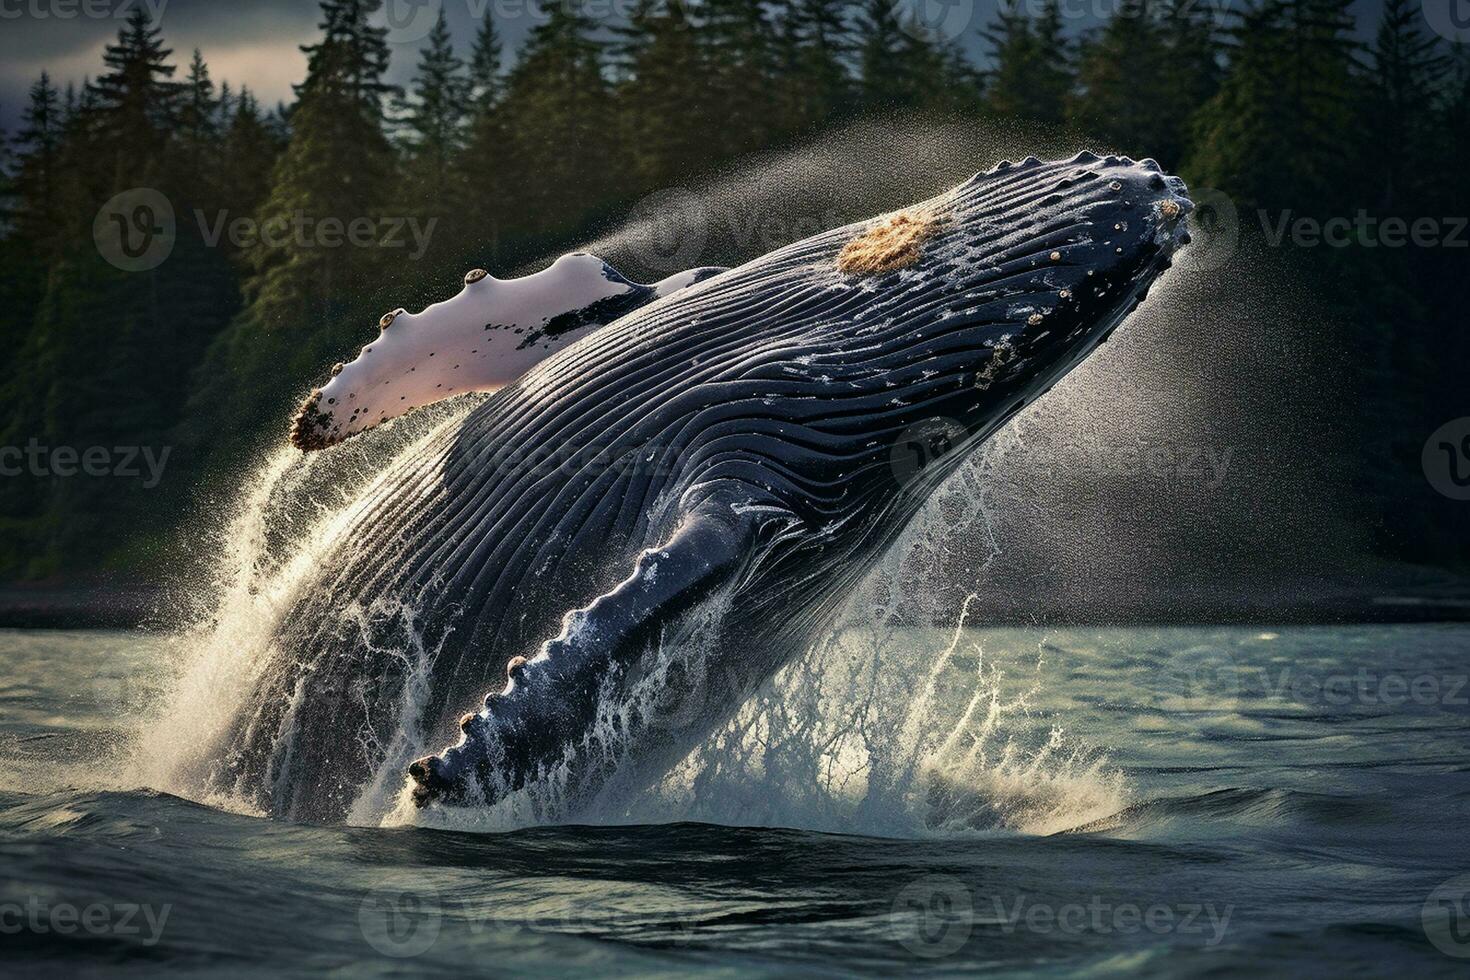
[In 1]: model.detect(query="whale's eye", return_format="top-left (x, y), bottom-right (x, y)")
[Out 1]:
top-left (465, 268), bottom-right (488, 285)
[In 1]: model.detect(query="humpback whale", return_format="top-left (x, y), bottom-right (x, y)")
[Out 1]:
top-left (220, 154), bottom-right (1192, 823)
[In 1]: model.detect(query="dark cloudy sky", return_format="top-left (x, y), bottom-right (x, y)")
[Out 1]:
top-left (0, 0), bottom-right (1403, 134)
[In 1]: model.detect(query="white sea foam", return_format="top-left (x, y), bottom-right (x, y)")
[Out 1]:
top-left (129, 403), bottom-right (475, 815)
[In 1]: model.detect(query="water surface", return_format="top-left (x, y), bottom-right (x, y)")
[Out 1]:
top-left (2, 625), bottom-right (1467, 976)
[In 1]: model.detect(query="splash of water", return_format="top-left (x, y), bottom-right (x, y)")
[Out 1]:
top-left (132, 117), bottom-right (1149, 833)
top-left (131, 402), bottom-right (476, 814)
top-left (388, 460), bottom-right (1125, 838)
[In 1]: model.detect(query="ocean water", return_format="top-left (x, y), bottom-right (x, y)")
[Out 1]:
top-left (3, 623), bottom-right (1468, 976)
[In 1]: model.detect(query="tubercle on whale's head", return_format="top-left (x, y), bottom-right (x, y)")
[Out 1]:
top-left (936, 151), bottom-right (1192, 348)
top-left (952, 151), bottom-right (1193, 267)
top-left (811, 152), bottom-right (1192, 464)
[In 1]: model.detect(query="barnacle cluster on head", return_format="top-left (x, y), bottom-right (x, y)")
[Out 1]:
top-left (837, 210), bottom-right (939, 276)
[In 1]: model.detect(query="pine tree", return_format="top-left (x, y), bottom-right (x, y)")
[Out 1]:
top-left (459, 13), bottom-right (509, 258)
top-left (615, 0), bottom-right (711, 187)
top-left (698, 0), bottom-right (782, 157)
top-left (468, 12), bottom-right (505, 114)
top-left (855, 0), bottom-right (971, 110)
top-left (217, 89), bottom-right (285, 253)
top-left (1188, 0), bottom-right (1359, 213)
top-left (0, 112), bottom-right (9, 197)
top-left (856, 0), bottom-right (910, 108)
top-left (1070, 0), bottom-right (1163, 149)
top-left (246, 0), bottom-right (399, 310)
top-left (11, 72), bottom-right (64, 243)
top-left (983, 0), bottom-right (1073, 123)
top-left (1434, 51), bottom-right (1470, 216)
top-left (1155, 0), bottom-right (1222, 166)
top-left (779, 0), bottom-right (854, 132)
top-left (1068, 0), bottom-right (1216, 165)
top-left (496, 0), bottom-right (613, 234)
top-left (909, 16), bottom-right (982, 112)
top-left (1363, 0), bottom-right (1448, 209)
top-left (1031, 0), bottom-right (1072, 115)
top-left (87, 6), bottom-right (181, 186)
top-left (217, 80), bottom-right (236, 123)
top-left (398, 9), bottom-right (469, 222)
top-left (177, 50), bottom-right (221, 199)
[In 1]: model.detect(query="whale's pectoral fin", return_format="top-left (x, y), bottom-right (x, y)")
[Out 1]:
top-left (409, 486), bottom-right (798, 808)
top-left (291, 256), bottom-right (731, 452)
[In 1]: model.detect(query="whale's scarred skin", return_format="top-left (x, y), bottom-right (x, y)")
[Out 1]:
top-left (220, 154), bottom-right (1191, 822)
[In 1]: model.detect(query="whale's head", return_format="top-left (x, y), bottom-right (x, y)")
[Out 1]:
top-left (816, 152), bottom-right (1192, 469)
top-left (852, 151), bottom-right (1190, 346)
top-left (289, 255), bottom-right (725, 451)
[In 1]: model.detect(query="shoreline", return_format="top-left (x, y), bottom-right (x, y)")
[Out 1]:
top-left (3, 582), bottom-right (1468, 630)
top-left (0, 585), bottom-right (174, 630)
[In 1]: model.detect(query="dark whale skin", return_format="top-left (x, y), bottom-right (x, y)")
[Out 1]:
top-left (216, 153), bottom-right (1192, 822)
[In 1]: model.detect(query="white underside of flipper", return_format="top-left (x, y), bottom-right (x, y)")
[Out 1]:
top-left (290, 254), bottom-right (726, 450)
